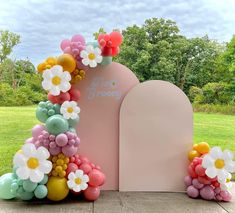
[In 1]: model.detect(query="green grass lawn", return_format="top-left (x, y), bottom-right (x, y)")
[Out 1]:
top-left (0, 107), bottom-right (234, 177)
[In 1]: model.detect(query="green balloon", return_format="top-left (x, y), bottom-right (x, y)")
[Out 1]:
top-left (68, 117), bottom-right (80, 127)
top-left (87, 41), bottom-right (99, 48)
top-left (46, 114), bottom-right (69, 135)
top-left (39, 175), bottom-right (48, 185)
top-left (101, 56), bottom-right (112, 65)
top-left (36, 107), bottom-right (49, 123)
top-left (0, 173), bottom-right (16, 199)
top-left (54, 104), bottom-right (61, 114)
top-left (34, 185), bottom-right (47, 199)
top-left (22, 180), bottom-right (37, 192)
top-left (68, 127), bottom-right (76, 133)
top-left (18, 190), bottom-right (34, 201)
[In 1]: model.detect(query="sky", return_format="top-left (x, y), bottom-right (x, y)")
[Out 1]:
top-left (0, 0), bottom-right (235, 66)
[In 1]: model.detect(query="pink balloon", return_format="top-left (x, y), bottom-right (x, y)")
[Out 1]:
top-left (71, 34), bottom-right (85, 45)
top-left (32, 124), bottom-right (45, 138)
top-left (25, 137), bottom-right (35, 144)
top-left (84, 186), bottom-right (100, 201)
top-left (49, 146), bottom-right (61, 156)
top-left (80, 163), bottom-right (92, 174)
top-left (184, 176), bottom-right (192, 187)
top-left (64, 46), bottom-right (72, 55)
top-left (56, 133), bottom-right (68, 147)
top-left (60, 39), bottom-right (71, 51)
top-left (66, 163), bottom-right (78, 177)
top-left (200, 186), bottom-right (215, 200)
top-left (62, 145), bottom-right (78, 157)
top-left (192, 178), bottom-right (204, 189)
top-left (187, 186), bottom-right (199, 198)
top-left (88, 169), bottom-right (105, 187)
top-left (220, 190), bottom-right (232, 202)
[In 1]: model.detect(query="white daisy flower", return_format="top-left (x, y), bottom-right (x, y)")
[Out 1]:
top-left (219, 173), bottom-right (233, 191)
top-left (13, 143), bottom-right (52, 183)
top-left (67, 170), bottom-right (89, 192)
top-left (60, 101), bottom-right (80, 119)
top-left (202, 147), bottom-right (235, 182)
top-left (42, 65), bottom-right (71, 96)
top-left (80, 45), bottom-right (102, 68)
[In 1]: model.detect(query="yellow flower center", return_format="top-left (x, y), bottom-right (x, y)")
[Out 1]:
top-left (52, 76), bottom-right (61, 85)
top-left (88, 53), bottom-right (96, 60)
top-left (226, 178), bottom-right (231, 183)
top-left (214, 159), bottom-right (225, 169)
top-left (67, 107), bottom-right (74, 113)
top-left (75, 178), bottom-right (82, 185)
top-left (27, 157), bottom-right (39, 169)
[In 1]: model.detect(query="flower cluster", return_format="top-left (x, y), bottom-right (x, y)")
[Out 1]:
top-left (185, 142), bottom-right (235, 202)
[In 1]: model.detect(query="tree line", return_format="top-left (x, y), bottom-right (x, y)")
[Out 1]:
top-left (0, 18), bottom-right (234, 106)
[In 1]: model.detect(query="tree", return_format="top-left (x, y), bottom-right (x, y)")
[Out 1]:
top-left (0, 30), bottom-right (20, 63)
top-left (93, 28), bottom-right (106, 40)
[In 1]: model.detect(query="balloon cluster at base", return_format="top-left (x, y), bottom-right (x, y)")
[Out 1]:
top-left (0, 31), bottom-right (123, 202)
top-left (185, 142), bottom-right (235, 202)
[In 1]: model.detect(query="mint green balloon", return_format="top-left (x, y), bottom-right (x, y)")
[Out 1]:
top-left (54, 104), bottom-right (61, 114)
top-left (39, 175), bottom-right (48, 185)
top-left (87, 41), bottom-right (99, 48)
top-left (22, 180), bottom-right (37, 192)
top-left (46, 114), bottom-right (69, 135)
top-left (101, 56), bottom-right (112, 65)
top-left (0, 173), bottom-right (16, 199)
top-left (34, 185), bottom-right (47, 199)
top-left (36, 107), bottom-right (49, 123)
top-left (68, 117), bottom-right (80, 127)
top-left (18, 190), bottom-right (34, 200)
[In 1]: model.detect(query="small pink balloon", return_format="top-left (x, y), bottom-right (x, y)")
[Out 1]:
top-left (49, 146), bottom-right (61, 156)
top-left (71, 34), bottom-right (85, 45)
top-left (66, 163), bottom-right (78, 177)
top-left (64, 46), bottom-right (72, 54)
top-left (192, 178), bottom-right (204, 189)
top-left (214, 187), bottom-right (221, 194)
top-left (187, 186), bottom-right (199, 198)
top-left (80, 156), bottom-right (89, 164)
top-left (88, 169), bottom-right (105, 187)
top-left (56, 133), bottom-right (68, 147)
top-left (80, 163), bottom-right (92, 174)
top-left (25, 137), bottom-right (34, 144)
top-left (220, 190), bottom-right (232, 202)
top-left (62, 145), bottom-right (78, 157)
top-left (215, 194), bottom-right (223, 201)
top-left (84, 186), bottom-right (100, 201)
top-left (200, 185), bottom-right (215, 200)
top-left (32, 124), bottom-right (45, 138)
top-left (184, 176), bottom-right (192, 187)
top-left (60, 39), bottom-right (71, 51)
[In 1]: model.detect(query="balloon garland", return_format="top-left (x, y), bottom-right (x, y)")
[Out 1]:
top-left (185, 142), bottom-right (235, 201)
top-left (0, 31), bottom-right (123, 201)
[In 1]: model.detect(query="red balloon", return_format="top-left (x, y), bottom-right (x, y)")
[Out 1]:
top-left (101, 46), bottom-right (112, 56)
top-left (188, 166), bottom-right (197, 178)
top-left (48, 92), bottom-right (70, 104)
top-left (84, 186), bottom-right (100, 201)
top-left (111, 46), bottom-right (120, 56)
top-left (80, 163), bottom-right (92, 174)
top-left (66, 163), bottom-right (78, 177)
top-left (88, 169), bottom-right (105, 187)
top-left (195, 165), bottom-right (206, 177)
top-left (110, 31), bottom-right (123, 47)
top-left (69, 86), bottom-right (81, 101)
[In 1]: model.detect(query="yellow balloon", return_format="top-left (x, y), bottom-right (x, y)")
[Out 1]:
top-left (188, 150), bottom-right (200, 161)
top-left (37, 63), bottom-right (46, 73)
top-left (46, 57), bottom-right (57, 66)
top-left (57, 54), bottom-right (76, 73)
top-left (47, 177), bottom-right (69, 201)
top-left (194, 142), bottom-right (210, 154)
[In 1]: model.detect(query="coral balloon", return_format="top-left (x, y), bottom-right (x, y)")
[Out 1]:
top-left (66, 163), bottom-right (78, 177)
top-left (48, 92), bottom-right (70, 105)
top-left (84, 186), bottom-right (100, 201)
top-left (57, 54), bottom-right (76, 73)
top-left (47, 177), bottom-right (69, 201)
top-left (110, 31), bottom-right (123, 47)
top-left (69, 86), bottom-right (81, 101)
top-left (88, 169), bottom-right (105, 187)
top-left (195, 164), bottom-right (206, 177)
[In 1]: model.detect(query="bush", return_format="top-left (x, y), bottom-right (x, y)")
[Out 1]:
top-left (193, 82), bottom-right (234, 105)
top-left (189, 86), bottom-right (202, 102)
top-left (193, 104), bottom-right (235, 115)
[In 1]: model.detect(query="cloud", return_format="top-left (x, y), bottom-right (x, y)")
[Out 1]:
top-left (0, 0), bottom-right (234, 65)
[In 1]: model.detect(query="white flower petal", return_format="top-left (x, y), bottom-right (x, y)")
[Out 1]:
top-left (22, 143), bottom-right (37, 157)
top-left (73, 185), bottom-right (81, 192)
top-left (74, 106), bottom-right (80, 113)
top-left (80, 183), bottom-right (88, 190)
top-left (70, 101), bottom-right (77, 107)
top-left (94, 47), bottom-right (101, 55)
top-left (202, 155), bottom-right (214, 168)
top-left (42, 80), bottom-right (52, 90)
top-left (217, 169), bottom-right (229, 182)
top-left (59, 81), bottom-right (71, 92)
top-left (38, 160), bottom-right (52, 174)
top-left (82, 58), bottom-right (89, 66)
top-left (50, 86), bottom-right (60, 96)
top-left (42, 69), bottom-right (52, 79)
top-left (225, 161), bottom-right (235, 173)
top-left (29, 169), bottom-right (44, 183)
top-left (80, 50), bottom-right (88, 59)
top-left (68, 172), bottom-right (76, 180)
top-left (62, 71), bottom-right (71, 81)
top-left (75, 170), bottom-right (84, 177)
top-left (82, 175), bottom-right (89, 183)
top-left (96, 55), bottom-right (103, 63)
top-left (67, 180), bottom-right (75, 189)
top-left (71, 112), bottom-right (78, 119)
top-left (210, 147), bottom-right (223, 159)
top-left (51, 65), bottom-right (63, 75)
top-left (205, 167), bottom-right (217, 178)
top-left (86, 45), bottom-right (94, 53)
top-left (36, 147), bottom-right (50, 160)
top-left (63, 112), bottom-right (71, 119)
top-left (89, 60), bottom-right (97, 68)
top-left (16, 167), bottom-right (29, 180)
top-left (223, 150), bottom-right (234, 161)
top-left (13, 153), bottom-right (26, 167)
